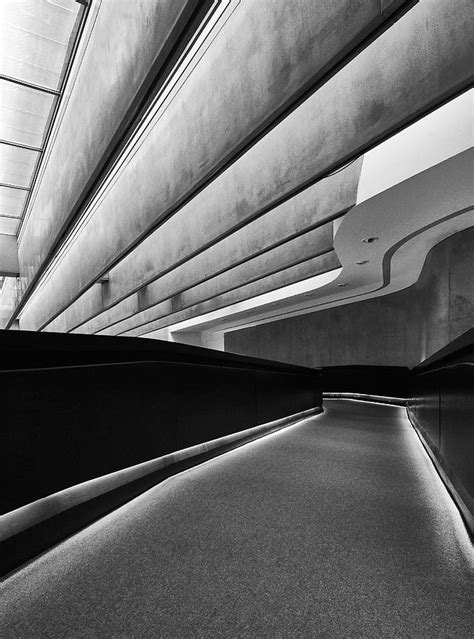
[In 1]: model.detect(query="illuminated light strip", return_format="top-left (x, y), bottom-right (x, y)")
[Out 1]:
top-left (323, 393), bottom-right (407, 406)
top-left (328, 394), bottom-right (472, 540)
top-left (407, 410), bottom-right (474, 536)
top-left (403, 411), bottom-right (473, 550)
top-left (0, 405), bottom-right (320, 542)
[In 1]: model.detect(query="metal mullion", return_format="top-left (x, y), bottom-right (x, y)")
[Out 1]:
top-left (0, 214), bottom-right (23, 220)
top-left (0, 139), bottom-right (43, 153)
top-left (13, 97), bottom-right (57, 231)
top-left (0, 182), bottom-right (31, 191)
top-left (16, 2), bottom-right (90, 242)
top-left (0, 74), bottom-right (60, 97)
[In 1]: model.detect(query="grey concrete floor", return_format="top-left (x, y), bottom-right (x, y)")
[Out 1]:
top-left (2, 400), bottom-right (473, 638)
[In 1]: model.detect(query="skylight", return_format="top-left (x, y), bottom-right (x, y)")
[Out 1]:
top-left (0, 0), bottom-right (85, 235)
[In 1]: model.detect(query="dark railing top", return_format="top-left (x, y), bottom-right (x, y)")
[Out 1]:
top-left (413, 328), bottom-right (474, 374)
top-left (0, 329), bottom-right (320, 377)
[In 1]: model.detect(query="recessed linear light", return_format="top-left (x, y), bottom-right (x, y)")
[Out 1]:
top-left (362, 236), bottom-right (379, 243)
top-left (356, 260), bottom-right (369, 265)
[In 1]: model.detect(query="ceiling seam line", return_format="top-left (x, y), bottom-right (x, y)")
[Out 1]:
top-left (0, 74), bottom-right (61, 96)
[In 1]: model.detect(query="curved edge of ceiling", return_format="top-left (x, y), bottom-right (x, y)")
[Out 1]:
top-left (160, 145), bottom-right (473, 337)
top-left (146, 90), bottom-right (473, 339)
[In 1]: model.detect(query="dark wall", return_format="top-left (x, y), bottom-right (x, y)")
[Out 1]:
top-left (321, 365), bottom-right (410, 397)
top-left (407, 331), bottom-right (474, 534)
top-left (1, 332), bottom-right (320, 515)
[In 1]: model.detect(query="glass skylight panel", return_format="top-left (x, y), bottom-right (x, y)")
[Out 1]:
top-left (0, 0), bottom-right (84, 236)
top-left (0, 0), bottom-right (81, 90)
top-left (0, 81), bottom-right (54, 148)
top-left (0, 185), bottom-right (28, 217)
top-left (0, 215), bottom-right (20, 235)
top-left (0, 142), bottom-right (39, 187)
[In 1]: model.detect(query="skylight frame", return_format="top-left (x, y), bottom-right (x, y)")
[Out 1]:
top-left (0, 0), bottom-right (89, 236)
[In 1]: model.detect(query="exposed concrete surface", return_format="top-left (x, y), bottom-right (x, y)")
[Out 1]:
top-left (226, 229), bottom-right (474, 369)
top-left (0, 277), bottom-right (18, 330)
top-left (179, 155), bottom-right (472, 340)
top-left (46, 90), bottom-right (474, 337)
top-left (122, 252), bottom-right (341, 339)
top-left (18, 0), bottom-right (194, 287)
top-left (63, 160), bottom-right (361, 335)
top-left (100, 234), bottom-right (338, 337)
top-left (2, 401), bottom-right (472, 637)
top-left (0, 235), bottom-right (18, 277)
top-left (123, 148), bottom-right (473, 337)
top-left (19, 0), bottom-right (473, 332)
top-left (17, 0), bottom-right (410, 327)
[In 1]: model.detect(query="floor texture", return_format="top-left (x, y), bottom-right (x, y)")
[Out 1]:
top-left (1, 400), bottom-right (473, 637)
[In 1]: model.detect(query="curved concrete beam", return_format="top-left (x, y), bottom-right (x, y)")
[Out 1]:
top-left (18, 0), bottom-right (202, 289)
top-left (119, 252), bottom-right (342, 338)
top-left (19, 0), bottom-right (473, 331)
top-left (113, 91), bottom-right (474, 337)
top-left (62, 161), bottom-right (361, 334)
top-left (168, 150), bottom-right (472, 335)
top-left (20, 0), bottom-right (441, 331)
top-left (97, 225), bottom-right (336, 337)
top-left (51, 86), bottom-right (473, 336)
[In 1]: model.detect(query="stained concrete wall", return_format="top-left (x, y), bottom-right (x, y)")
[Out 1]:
top-left (225, 228), bottom-right (474, 369)
top-left (18, 0), bottom-right (196, 288)
top-left (0, 277), bottom-right (18, 330)
top-left (123, 251), bottom-right (341, 339)
top-left (67, 159), bottom-right (361, 335)
top-left (0, 235), bottom-right (19, 277)
top-left (19, 0), bottom-right (472, 333)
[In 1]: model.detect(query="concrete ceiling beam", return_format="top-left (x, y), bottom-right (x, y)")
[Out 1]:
top-left (82, 222), bottom-right (338, 337)
top-left (0, 234), bottom-right (19, 277)
top-left (115, 251), bottom-right (342, 338)
top-left (17, 0), bottom-right (204, 297)
top-left (56, 160), bottom-right (361, 335)
top-left (18, 0), bottom-right (423, 331)
top-left (177, 149), bottom-right (473, 337)
top-left (20, 0), bottom-right (473, 332)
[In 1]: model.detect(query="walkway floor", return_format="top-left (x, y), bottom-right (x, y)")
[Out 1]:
top-left (2, 400), bottom-right (472, 637)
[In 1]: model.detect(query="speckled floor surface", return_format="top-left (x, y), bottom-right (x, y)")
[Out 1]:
top-left (2, 400), bottom-right (473, 638)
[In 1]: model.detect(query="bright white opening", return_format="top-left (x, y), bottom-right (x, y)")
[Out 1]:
top-left (357, 89), bottom-right (473, 203)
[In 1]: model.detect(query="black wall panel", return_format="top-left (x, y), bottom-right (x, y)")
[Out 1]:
top-left (407, 331), bottom-right (474, 533)
top-left (1, 331), bottom-right (321, 516)
top-left (439, 370), bottom-right (473, 503)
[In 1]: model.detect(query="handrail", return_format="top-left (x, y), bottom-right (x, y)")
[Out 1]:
top-left (415, 362), bottom-right (474, 377)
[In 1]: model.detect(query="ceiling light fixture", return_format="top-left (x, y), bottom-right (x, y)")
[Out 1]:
top-left (356, 260), bottom-right (369, 265)
top-left (337, 283), bottom-right (347, 287)
top-left (362, 236), bottom-right (379, 243)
